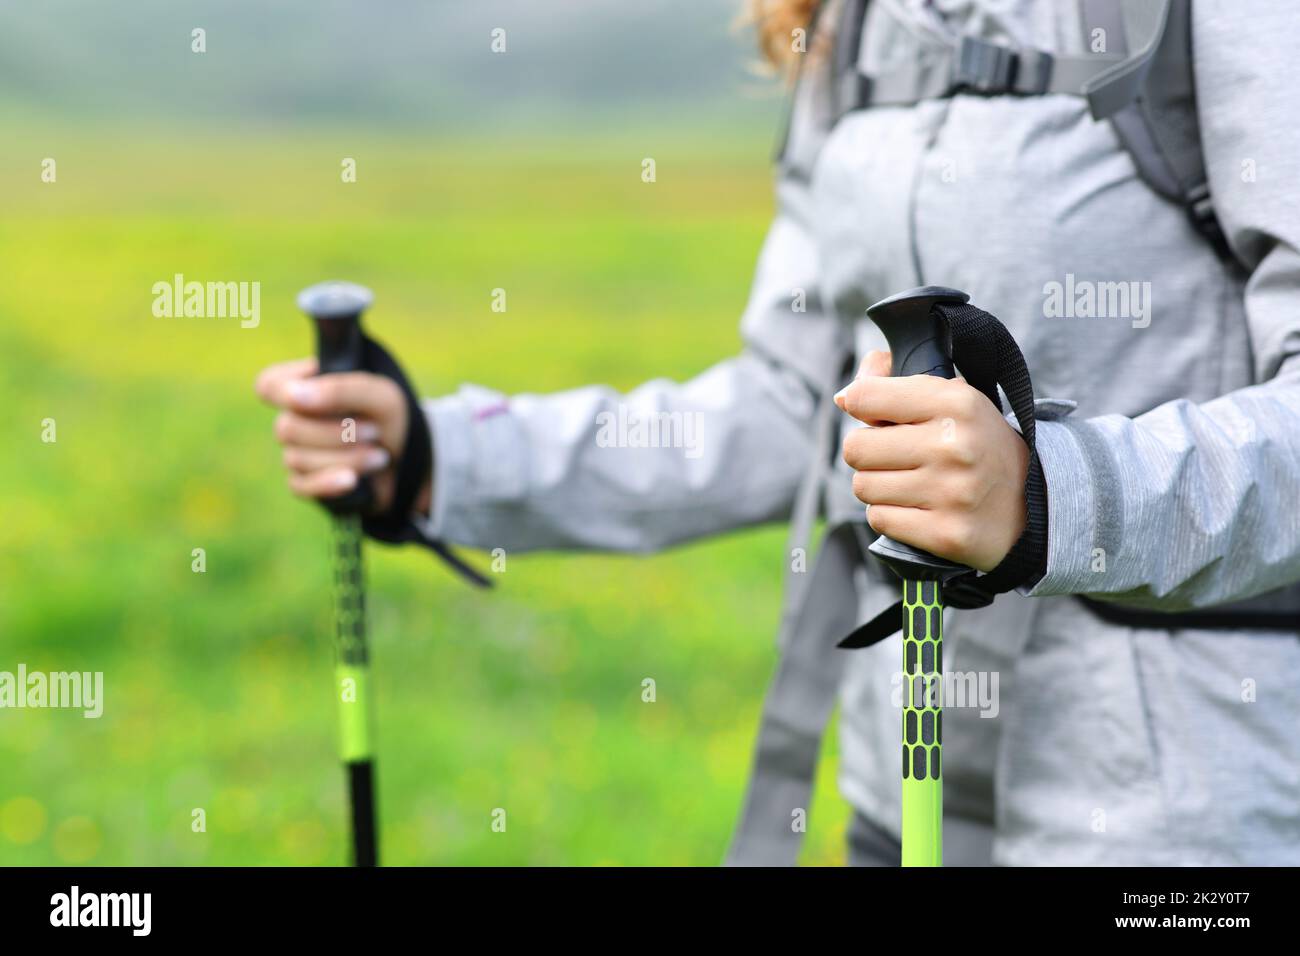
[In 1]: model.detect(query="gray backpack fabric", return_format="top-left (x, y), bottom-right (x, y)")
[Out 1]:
top-left (793, 0), bottom-right (1235, 265)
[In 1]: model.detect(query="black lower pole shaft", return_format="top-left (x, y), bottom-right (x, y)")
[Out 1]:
top-left (347, 760), bottom-right (377, 867)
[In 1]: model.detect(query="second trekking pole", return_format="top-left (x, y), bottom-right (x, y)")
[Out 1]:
top-left (298, 280), bottom-right (380, 867)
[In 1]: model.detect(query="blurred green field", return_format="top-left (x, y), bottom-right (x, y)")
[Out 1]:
top-left (0, 122), bottom-right (849, 865)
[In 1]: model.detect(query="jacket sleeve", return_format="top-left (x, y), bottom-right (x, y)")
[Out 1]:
top-left (417, 50), bottom-right (848, 555)
top-left (1028, 0), bottom-right (1300, 609)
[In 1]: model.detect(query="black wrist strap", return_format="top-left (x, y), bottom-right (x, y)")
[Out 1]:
top-left (349, 333), bottom-right (491, 589)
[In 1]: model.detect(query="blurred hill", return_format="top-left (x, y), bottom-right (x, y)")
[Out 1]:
top-left (0, 0), bottom-right (783, 132)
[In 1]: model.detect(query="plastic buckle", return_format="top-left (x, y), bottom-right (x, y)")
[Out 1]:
top-left (1186, 183), bottom-right (1235, 264)
top-left (1187, 183), bottom-right (1216, 228)
top-left (952, 35), bottom-right (1018, 94)
top-left (1016, 48), bottom-right (1054, 94)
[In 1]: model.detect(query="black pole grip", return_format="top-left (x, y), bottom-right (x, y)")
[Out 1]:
top-left (863, 286), bottom-right (970, 581)
top-left (315, 315), bottom-right (367, 376)
top-left (297, 281), bottom-right (377, 514)
top-left (867, 285), bottom-right (966, 379)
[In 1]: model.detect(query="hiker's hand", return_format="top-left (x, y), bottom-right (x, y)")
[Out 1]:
top-left (837, 350), bottom-right (1028, 572)
top-left (255, 358), bottom-right (432, 515)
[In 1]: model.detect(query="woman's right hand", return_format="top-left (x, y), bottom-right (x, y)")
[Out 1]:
top-left (255, 357), bottom-right (430, 515)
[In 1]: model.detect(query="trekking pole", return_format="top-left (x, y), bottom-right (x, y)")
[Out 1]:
top-left (860, 286), bottom-right (974, 868)
top-left (297, 281), bottom-right (380, 867)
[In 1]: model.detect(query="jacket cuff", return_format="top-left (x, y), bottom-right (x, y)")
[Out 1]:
top-left (414, 386), bottom-right (520, 547)
top-left (1025, 417), bottom-right (1103, 597)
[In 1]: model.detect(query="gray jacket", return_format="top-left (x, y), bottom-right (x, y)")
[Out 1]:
top-left (420, 0), bottom-right (1300, 864)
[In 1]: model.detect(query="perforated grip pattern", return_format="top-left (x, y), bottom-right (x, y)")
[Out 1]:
top-left (331, 514), bottom-right (368, 668)
top-left (901, 578), bottom-right (943, 866)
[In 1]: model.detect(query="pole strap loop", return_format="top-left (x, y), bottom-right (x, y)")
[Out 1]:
top-left (344, 332), bottom-right (492, 588)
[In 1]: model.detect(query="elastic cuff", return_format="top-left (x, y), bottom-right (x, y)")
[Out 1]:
top-left (415, 394), bottom-right (476, 543)
top-left (1025, 418), bottom-right (1101, 596)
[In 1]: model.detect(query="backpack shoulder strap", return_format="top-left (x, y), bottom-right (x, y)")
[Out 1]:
top-left (1085, 0), bottom-right (1235, 264)
top-left (1078, 0), bottom-right (1129, 60)
top-left (1081, 0), bottom-right (1167, 119)
top-left (830, 0), bottom-right (870, 121)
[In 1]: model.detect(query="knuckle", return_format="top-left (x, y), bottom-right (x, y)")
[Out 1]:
top-left (949, 382), bottom-right (982, 418)
top-left (851, 470), bottom-right (870, 503)
top-left (943, 433), bottom-right (978, 467)
top-left (840, 382), bottom-right (863, 416)
top-left (937, 519), bottom-right (976, 556)
top-left (841, 430), bottom-right (860, 464)
top-left (946, 475), bottom-right (979, 510)
top-left (274, 412), bottom-right (294, 442)
top-left (379, 376), bottom-right (403, 409)
top-left (314, 378), bottom-right (339, 407)
top-left (865, 505), bottom-right (888, 534)
top-left (932, 525), bottom-right (958, 555)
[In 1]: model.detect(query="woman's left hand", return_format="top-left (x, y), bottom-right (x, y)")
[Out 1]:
top-left (836, 350), bottom-right (1029, 572)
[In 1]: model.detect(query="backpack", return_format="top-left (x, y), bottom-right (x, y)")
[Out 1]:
top-left (782, 0), bottom-right (1236, 266)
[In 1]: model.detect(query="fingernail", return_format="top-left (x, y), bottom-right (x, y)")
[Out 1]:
top-left (363, 448), bottom-right (390, 471)
top-left (833, 385), bottom-right (850, 407)
top-left (288, 381), bottom-right (320, 407)
top-left (331, 469), bottom-right (357, 491)
top-left (357, 422), bottom-right (381, 442)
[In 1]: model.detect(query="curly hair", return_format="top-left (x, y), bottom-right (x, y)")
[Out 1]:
top-left (746, 0), bottom-right (825, 71)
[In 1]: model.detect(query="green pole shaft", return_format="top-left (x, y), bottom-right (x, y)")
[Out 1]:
top-left (900, 577), bottom-right (942, 867)
top-left (331, 513), bottom-right (377, 866)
